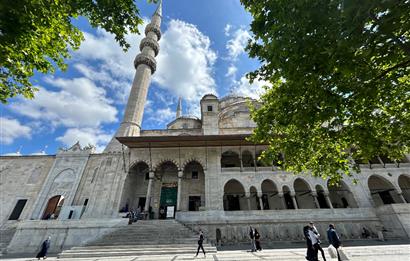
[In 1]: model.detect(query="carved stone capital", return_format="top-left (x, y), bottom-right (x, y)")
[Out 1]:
top-left (178, 171), bottom-right (183, 178)
top-left (145, 23), bottom-right (161, 40)
top-left (140, 37), bottom-right (160, 56)
top-left (148, 171), bottom-right (155, 179)
top-left (134, 53), bottom-right (157, 73)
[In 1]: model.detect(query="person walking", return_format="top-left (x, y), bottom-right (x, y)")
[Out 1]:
top-left (309, 222), bottom-right (326, 261)
top-left (36, 236), bottom-right (51, 260)
top-left (195, 229), bottom-right (206, 258)
top-left (255, 229), bottom-right (262, 251)
top-left (327, 224), bottom-right (342, 261)
top-left (249, 226), bottom-right (256, 252)
top-left (304, 225), bottom-right (315, 261)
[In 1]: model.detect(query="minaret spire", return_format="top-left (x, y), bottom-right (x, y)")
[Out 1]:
top-left (176, 97), bottom-right (182, 118)
top-left (104, 1), bottom-right (162, 152)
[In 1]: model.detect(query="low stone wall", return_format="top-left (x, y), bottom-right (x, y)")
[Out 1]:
top-left (176, 208), bottom-right (383, 245)
top-left (376, 203), bottom-right (410, 239)
top-left (6, 218), bottom-right (127, 254)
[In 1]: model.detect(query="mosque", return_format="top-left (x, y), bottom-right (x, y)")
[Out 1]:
top-left (1, 0), bottom-right (409, 255)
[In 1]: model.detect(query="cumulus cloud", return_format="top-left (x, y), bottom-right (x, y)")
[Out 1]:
top-left (147, 107), bottom-right (175, 126)
top-left (11, 77), bottom-right (117, 128)
top-left (154, 19), bottom-right (217, 114)
top-left (226, 28), bottom-right (251, 60)
top-left (0, 117), bottom-right (31, 145)
top-left (225, 64), bottom-right (238, 78)
top-left (224, 24), bottom-right (232, 36)
top-left (56, 128), bottom-right (113, 153)
top-left (74, 19), bottom-right (217, 116)
top-left (231, 76), bottom-right (270, 99)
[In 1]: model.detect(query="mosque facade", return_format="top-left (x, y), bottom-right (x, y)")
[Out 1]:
top-left (1, 1), bottom-right (409, 254)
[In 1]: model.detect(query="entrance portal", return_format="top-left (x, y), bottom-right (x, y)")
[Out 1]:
top-left (160, 185), bottom-right (177, 218)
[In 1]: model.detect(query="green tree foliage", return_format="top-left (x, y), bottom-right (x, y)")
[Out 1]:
top-left (0, 0), bottom-right (156, 103)
top-left (241, 0), bottom-right (410, 184)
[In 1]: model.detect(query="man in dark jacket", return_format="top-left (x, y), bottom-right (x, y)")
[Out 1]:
top-left (195, 229), bottom-right (206, 257)
top-left (327, 224), bottom-right (341, 261)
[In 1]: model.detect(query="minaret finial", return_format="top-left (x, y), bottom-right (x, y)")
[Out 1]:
top-left (176, 97), bottom-right (182, 118)
top-left (154, 0), bottom-right (162, 17)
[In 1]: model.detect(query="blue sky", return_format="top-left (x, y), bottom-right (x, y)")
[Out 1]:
top-left (0, 0), bottom-right (267, 155)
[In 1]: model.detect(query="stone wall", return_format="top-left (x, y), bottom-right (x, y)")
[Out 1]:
top-left (177, 208), bottom-right (384, 245)
top-left (6, 219), bottom-right (126, 254)
top-left (0, 156), bottom-right (55, 225)
top-left (376, 203), bottom-right (410, 239)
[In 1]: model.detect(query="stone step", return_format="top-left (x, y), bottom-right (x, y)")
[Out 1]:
top-left (70, 244), bottom-right (213, 250)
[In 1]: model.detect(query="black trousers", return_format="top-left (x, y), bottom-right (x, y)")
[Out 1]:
top-left (314, 243), bottom-right (326, 261)
top-left (196, 243), bottom-right (205, 256)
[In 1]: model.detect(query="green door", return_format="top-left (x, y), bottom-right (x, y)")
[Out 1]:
top-left (160, 187), bottom-right (177, 207)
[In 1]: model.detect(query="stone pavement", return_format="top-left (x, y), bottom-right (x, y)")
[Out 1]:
top-left (1, 244), bottom-right (409, 261)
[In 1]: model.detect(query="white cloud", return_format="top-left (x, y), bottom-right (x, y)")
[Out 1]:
top-left (74, 19), bottom-right (217, 116)
top-left (154, 19), bottom-right (217, 114)
top-left (11, 77), bottom-right (117, 128)
top-left (231, 76), bottom-right (270, 99)
top-left (56, 128), bottom-right (112, 153)
top-left (147, 107), bottom-right (175, 126)
top-left (226, 28), bottom-right (251, 60)
top-left (225, 64), bottom-right (238, 78)
top-left (0, 117), bottom-right (31, 145)
top-left (224, 24), bottom-right (232, 36)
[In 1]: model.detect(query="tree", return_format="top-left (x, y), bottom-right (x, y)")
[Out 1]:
top-left (241, 0), bottom-right (410, 184)
top-left (0, 0), bottom-right (156, 103)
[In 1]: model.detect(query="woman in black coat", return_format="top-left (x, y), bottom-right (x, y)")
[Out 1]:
top-left (255, 229), bottom-right (262, 251)
top-left (36, 236), bottom-right (51, 260)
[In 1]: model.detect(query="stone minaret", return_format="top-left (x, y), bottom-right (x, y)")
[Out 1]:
top-left (105, 1), bottom-right (162, 152)
top-left (176, 97), bottom-right (182, 118)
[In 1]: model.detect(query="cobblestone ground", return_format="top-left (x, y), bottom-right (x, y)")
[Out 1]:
top-left (2, 244), bottom-right (409, 261)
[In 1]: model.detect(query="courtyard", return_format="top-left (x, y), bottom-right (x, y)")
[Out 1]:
top-left (1, 243), bottom-right (409, 261)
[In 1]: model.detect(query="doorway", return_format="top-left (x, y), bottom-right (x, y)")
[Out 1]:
top-left (160, 186), bottom-right (177, 218)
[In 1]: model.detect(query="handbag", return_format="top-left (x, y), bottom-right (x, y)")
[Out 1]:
top-left (338, 247), bottom-right (350, 261)
top-left (327, 245), bottom-right (337, 258)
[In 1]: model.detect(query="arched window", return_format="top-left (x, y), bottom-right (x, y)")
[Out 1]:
top-left (315, 185), bottom-right (329, 208)
top-left (42, 195), bottom-right (64, 219)
top-left (221, 151), bottom-right (240, 168)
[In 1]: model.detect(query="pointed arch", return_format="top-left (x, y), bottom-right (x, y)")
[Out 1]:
top-left (223, 179), bottom-right (246, 211)
top-left (221, 150), bottom-right (240, 168)
top-left (261, 179), bottom-right (281, 209)
top-left (327, 180), bottom-right (358, 208)
top-left (368, 175), bottom-right (401, 206)
top-left (294, 178), bottom-right (316, 209)
top-left (120, 161), bottom-right (150, 212)
top-left (154, 158), bottom-right (180, 171)
top-left (398, 174), bottom-right (410, 203)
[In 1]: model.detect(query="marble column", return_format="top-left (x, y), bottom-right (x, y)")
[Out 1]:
top-left (291, 192), bottom-right (299, 209)
top-left (177, 170), bottom-right (183, 211)
top-left (144, 171), bottom-right (155, 213)
top-left (278, 192), bottom-right (287, 209)
top-left (312, 192), bottom-right (320, 208)
top-left (398, 193), bottom-right (407, 203)
top-left (324, 192), bottom-right (334, 208)
top-left (246, 192), bottom-right (251, 210)
top-left (258, 192), bottom-right (264, 211)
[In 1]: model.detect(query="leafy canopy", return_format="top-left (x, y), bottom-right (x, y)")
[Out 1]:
top-left (0, 0), bottom-right (156, 103)
top-left (241, 0), bottom-right (410, 184)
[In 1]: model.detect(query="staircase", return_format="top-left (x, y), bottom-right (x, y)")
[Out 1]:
top-left (0, 228), bottom-right (16, 256)
top-left (58, 219), bottom-right (216, 258)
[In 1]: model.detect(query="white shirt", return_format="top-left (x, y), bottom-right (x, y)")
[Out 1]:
top-left (308, 229), bottom-right (319, 245)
